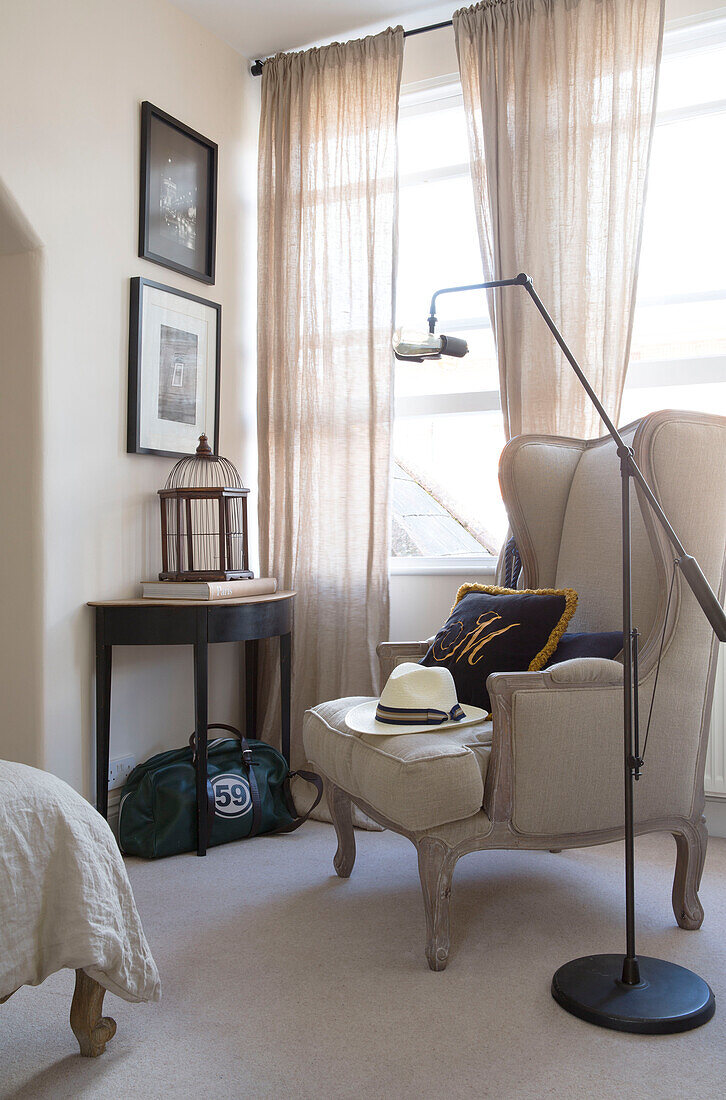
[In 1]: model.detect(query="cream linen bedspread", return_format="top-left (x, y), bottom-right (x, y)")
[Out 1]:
top-left (0, 761), bottom-right (160, 1003)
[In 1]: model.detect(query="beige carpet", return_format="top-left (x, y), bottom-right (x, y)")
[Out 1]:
top-left (1, 823), bottom-right (725, 1099)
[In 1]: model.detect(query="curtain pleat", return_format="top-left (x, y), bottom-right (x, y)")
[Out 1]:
top-left (454, 0), bottom-right (665, 439)
top-left (256, 29), bottom-right (404, 765)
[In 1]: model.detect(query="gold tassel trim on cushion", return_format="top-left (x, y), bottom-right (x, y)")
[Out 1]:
top-left (451, 583), bottom-right (579, 672)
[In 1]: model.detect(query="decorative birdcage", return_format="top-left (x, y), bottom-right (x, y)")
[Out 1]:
top-left (158, 435), bottom-right (252, 581)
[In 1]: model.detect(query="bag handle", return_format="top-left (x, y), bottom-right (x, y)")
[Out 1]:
top-left (190, 724), bottom-right (262, 838)
top-left (189, 723), bottom-right (245, 755)
top-left (190, 724), bottom-right (323, 836)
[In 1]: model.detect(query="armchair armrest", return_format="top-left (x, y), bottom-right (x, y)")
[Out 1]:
top-left (487, 658), bottom-right (623, 712)
top-left (377, 639), bottom-right (432, 683)
top-left (485, 659), bottom-right (626, 832)
top-left (543, 658), bottom-right (623, 685)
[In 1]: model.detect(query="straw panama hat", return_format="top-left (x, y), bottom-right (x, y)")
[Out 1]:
top-left (345, 662), bottom-right (487, 736)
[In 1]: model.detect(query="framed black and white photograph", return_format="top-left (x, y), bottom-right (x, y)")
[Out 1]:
top-left (139, 101), bottom-right (217, 284)
top-left (127, 277), bottom-right (221, 457)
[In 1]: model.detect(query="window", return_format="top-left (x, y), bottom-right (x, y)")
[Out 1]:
top-left (393, 78), bottom-right (504, 564)
top-left (392, 15), bottom-right (726, 564)
top-left (620, 14), bottom-right (726, 424)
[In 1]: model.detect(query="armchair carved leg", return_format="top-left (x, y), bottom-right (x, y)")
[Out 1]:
top-left (672, 818), bottom-right (707, 931)
top-left (70, 969), bottom-right (116, 1057)
top-left (327, 780), bottom-right (356, 878)
top-left (416, 837), bottom-right (457, 972)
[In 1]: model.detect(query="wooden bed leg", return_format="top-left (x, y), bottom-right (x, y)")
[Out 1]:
top-left (70, 969), bottom-right (117, 1057)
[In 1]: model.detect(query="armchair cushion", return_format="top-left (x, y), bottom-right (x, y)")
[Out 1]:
top-left (420, 584), bottom-right (578, 713)
top-left (303, 697), bottom-right (492, 832)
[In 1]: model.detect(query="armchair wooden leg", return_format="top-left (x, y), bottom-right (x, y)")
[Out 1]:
top-left (416, 837), bottom-right (456, 972)
top-left (327, 780), bottom-right (356, 878)
top-left (672, 818), bottom-right (707, 931)
top-left (70, 970), bottom-right (116, 1057)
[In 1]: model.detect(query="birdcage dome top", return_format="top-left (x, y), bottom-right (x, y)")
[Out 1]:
top-left (164, 435), bottom-right (243, 491)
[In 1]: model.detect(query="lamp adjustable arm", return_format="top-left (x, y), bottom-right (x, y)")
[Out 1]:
top-left (426, 272), bottom-right (726, 640)
top-left (427, 277), bottom-right (524, 333)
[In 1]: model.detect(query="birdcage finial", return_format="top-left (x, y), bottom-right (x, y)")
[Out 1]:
top-left (196, 434), bottom-right (213, 457)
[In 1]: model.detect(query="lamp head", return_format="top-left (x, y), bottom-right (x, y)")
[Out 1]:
top-left (392, 328), bottom-right (469, 362)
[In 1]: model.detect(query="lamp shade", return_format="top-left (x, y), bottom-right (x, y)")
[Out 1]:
top-left (392, 328), bottom-right (468, 361)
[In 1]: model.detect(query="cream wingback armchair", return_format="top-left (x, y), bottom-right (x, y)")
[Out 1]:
top-left (303, 410), bottom-right (726, 970)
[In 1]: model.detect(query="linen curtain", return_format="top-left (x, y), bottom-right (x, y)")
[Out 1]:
top-left (256, 29), bottom-right (404, 765)
top-left (454, 0), bottom-right (665, 439)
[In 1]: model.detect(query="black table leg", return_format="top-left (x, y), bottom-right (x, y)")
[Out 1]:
top-left (95, 634), bottom-right (112, 818)
top-left (245, 638), bottom-right (258, 740)
top-left (280, 631), bottom-right (291, 766)
top-left (194, 610), bottom-right (209, 856)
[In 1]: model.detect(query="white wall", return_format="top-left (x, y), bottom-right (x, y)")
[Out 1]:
top-left (389, 569), bottom-right (494, 642)
top-left (0, 0), bottom-right (259, 796)
top-left (0, 194), bottom-right (44, 770)
top-left (400, 24), bottom-right (457, 83)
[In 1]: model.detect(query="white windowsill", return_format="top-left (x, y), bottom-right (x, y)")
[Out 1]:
top-left (389, 555), bottom-right (498, 576)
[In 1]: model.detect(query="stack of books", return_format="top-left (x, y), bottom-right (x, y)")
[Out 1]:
top-left (141, 577), bottom-right (278, 601)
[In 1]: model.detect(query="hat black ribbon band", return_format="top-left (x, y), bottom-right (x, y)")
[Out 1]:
top-left (374, 703), bottom-right (466, 726)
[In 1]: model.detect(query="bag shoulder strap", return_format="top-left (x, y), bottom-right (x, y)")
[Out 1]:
top-left (239, 734), bottom-right (263, 838)
top-left (275, 770), bottom-right (324, 833)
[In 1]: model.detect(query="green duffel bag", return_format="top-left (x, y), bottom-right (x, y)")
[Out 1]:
top-left (118, 723), bottom-right (323, 859)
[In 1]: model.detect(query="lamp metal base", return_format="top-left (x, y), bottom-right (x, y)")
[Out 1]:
top-left (551, 954), bottom-right (714, 1034)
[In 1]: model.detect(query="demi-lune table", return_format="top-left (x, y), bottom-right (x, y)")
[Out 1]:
top-left (89, 592), bottom-right (295, 856)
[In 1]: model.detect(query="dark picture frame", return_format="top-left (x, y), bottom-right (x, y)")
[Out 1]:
top-left (139, 102), bottom-right (218, 284)
top-left (127, 277), bottom-right (221, 458)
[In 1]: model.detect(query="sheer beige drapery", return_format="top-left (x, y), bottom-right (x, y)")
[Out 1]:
top-left (454, 0), bottom-right (665, 439)
top-left (256, 29), bottom-right (404, 765)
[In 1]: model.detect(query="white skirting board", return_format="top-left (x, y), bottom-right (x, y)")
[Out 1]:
top-left (107, 788), bottom-right (121, 840)
top-left (705, 646), bottom-right (726, 797)
top-left (704, 647), bottom-right (726, 838)
top-left (705, 797), bottom-right (726, 839)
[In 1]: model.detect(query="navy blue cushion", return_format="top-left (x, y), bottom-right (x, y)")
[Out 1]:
top-left (420, 585), bottom-right (578, 713)
top-left (544, 631), bottom-right (623, 668)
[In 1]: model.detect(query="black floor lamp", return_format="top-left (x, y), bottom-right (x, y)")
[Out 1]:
top-left (393, 272), bottom-right (726, 1033)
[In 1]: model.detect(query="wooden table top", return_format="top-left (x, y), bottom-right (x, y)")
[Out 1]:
top-left (88, 590), bottom-right (295, 608)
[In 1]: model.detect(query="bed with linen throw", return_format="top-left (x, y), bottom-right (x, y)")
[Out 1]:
top-left (0, 761), bottom-right (160, 1055)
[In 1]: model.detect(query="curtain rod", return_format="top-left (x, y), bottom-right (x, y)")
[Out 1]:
top-left (249, 18), bottom-right (454, 76)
